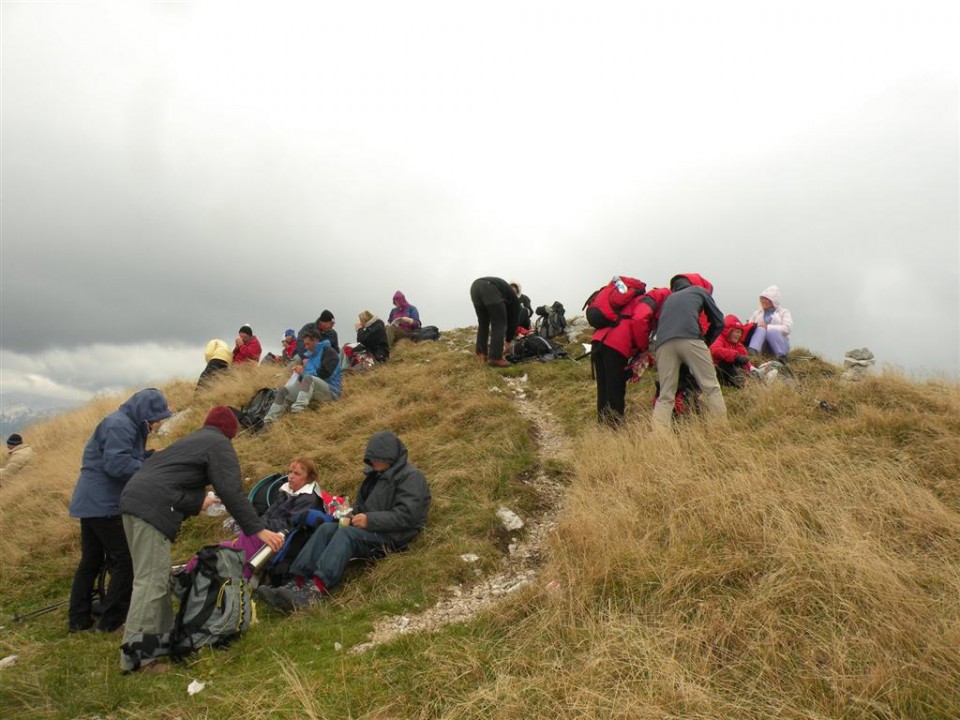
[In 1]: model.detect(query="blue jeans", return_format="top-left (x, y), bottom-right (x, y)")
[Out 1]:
top-left (288, 523), bottom-right (394, 589)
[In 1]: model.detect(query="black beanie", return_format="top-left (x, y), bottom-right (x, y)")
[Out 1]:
top-left (239, 325), bottom-right (253, 336)
top-left (6, 433), bottom-right (23, 447)
top-left (318, 310), bottom-right (334, 323)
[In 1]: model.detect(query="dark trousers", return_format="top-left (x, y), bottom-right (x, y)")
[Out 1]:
top-left (715, 361), bottom-right (745, 388)
top-left (593, 342), bottom-right (630, 426)
top-left (470, 278), bottom-right (508, 361)
top-left (68, 515), bottom-right (133, 632)
top-left (289, 523), bottom-right (395, 590)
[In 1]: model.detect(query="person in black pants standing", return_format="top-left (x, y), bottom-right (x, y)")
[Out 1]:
top-left (67, 388), bottom-right (173, 633)
top-left (470, 277), bottom-right (521, 367)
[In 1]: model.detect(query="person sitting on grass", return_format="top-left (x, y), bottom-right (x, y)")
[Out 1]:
top-left (745, 285), bottom-right (793, 362)
top-left (232, 325), bottom-right (262, 364)
top-left (256, 430), bottom-right (431, 613)
top-left (386, 291), bottom-right (421, 345)
top-left (196, 339), bottom-right (233, 389)
top-left (354, 310), bottom-right (390, 363)
top-left (0, 432), bottom-right (35, 484)
top-left (710, 314), bottom-right (753, 388)
top-left (263, 328), bottom-right (342, 423)
top-left (262, 329), bottom-right (298, 364)
top-left (182, 457), bottom-right (325, 579)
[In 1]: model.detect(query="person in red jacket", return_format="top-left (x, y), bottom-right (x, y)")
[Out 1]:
top-left (710, 314), bottom-right (752, 387)
top-left (592, 286), bottom-right (670, 426)
top-left (232, 325), bottom-right (262, 364)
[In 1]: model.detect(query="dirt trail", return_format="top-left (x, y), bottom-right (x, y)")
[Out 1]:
top-left (350, 372), bottom-right (571, 654)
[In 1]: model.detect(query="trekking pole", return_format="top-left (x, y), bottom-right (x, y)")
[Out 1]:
top-left (13, 599), bottom-right (66, 623)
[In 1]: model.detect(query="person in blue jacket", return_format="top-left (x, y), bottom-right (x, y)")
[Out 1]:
top-left (264, 328), bottom-right (342, 423)
top-left (67, 388), bottom-right (173, 633)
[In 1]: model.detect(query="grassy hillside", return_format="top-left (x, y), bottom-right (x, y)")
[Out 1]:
top-left (1, 330), bottom-right (959, 719)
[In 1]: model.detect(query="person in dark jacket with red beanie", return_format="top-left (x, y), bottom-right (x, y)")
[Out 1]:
top-left (470, 277), bottom-right (521, 367)
top-left (118, 406), bottom-right (283, 672)
top-left (710, 315), bottom-right (753, 387)
top-left (592, 286), bottom-right (670, 426)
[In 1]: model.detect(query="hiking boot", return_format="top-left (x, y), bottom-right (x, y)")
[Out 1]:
top-left (68, 619), bottom-right (95, 634)
top-left (119, 649), bottom-right (166, 674)
top-left (487, 359), bottom-right (511, 368)
top-left (254, 584), bottom-right (284, 610)
top-left (274, 583), bottom-right (323, 612)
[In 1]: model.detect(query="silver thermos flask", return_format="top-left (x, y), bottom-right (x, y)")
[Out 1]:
top-left (247, 530), bottom-right (287, 574)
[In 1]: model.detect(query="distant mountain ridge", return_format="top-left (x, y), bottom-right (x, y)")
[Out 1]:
top-left (0, 393), bottom-right (79, 438)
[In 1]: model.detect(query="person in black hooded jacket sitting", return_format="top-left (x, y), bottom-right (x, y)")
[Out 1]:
top-left (354, 310), bottom-right (390, 362)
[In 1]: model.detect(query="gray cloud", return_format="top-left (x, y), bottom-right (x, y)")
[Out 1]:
top-left (1, 3), bottom-right (958, 393)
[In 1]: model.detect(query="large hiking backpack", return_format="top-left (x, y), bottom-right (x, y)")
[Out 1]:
top-left (234, 387), bottom-right (277, 431)
top-left (506, 335), bottom-right (568, 363)
top-left (170, 545), bottom-right (252, 658)
top-left (583, 277), bottom-right (647, 329)
top-left (534, 302), bottom-right (566, 339)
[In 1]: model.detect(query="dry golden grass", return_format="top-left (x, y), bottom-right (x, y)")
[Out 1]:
top-left (0, 337), bottom-right (533, 602)
top-left (2, 334), bottom-right (959, 719)
top-left (407, 370), bottom-right (960, 719)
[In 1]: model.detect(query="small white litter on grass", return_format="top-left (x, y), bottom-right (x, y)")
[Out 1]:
top-left (334, 642), bottom-right (343, 652)
top-left (460, 553), bottom-right (480, 563)
top-left (0, 655), bottom-right (18, 669)
top-left (187, 680), bottom-right (206, 696)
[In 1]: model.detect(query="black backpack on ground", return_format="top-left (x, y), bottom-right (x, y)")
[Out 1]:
top-left (506, 335), bottom-right (568, 363)
top-left (410, 325), bottom-right (441, 342)
top-left (233, 387), bottom-right (277, 432)
top-left (534, 302), bottom-right (566, 340)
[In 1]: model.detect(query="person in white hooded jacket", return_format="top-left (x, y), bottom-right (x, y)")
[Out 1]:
top-left (746, 285), bottom-right (793, 360)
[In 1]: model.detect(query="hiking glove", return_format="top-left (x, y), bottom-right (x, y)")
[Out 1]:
top-left (292, 509), bottom-right (334, 528)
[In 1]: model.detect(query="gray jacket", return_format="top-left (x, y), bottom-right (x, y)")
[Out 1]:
top-left (655, 286), bottom-right (725, 347)
top-left (355, 431), bottom-right (431, 547)
top-left (120, 427), bottom-right (264, 541)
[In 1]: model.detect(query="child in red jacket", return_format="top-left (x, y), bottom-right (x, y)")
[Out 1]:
top-left (710, 315), bottom-right (752, 387)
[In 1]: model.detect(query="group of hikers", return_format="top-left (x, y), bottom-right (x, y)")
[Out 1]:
top-left (66, 387), bottom-right (431, 672)
top-left (3, 274), bottom-right (792, 673)
top-left (196, 291), bottom-right (431, 423)
top-left (469, 274), bottom-right (792, 428)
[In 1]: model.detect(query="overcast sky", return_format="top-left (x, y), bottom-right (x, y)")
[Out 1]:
top-left (2, 1), bottom-right (958, 408)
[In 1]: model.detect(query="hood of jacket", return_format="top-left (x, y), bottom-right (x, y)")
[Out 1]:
top-left (205, 339), bottom-right (233, 364)
top-left (363, 431), bottom-right (408, 471)
top-left (722, 314), bottom-right (744, 340)
top-left (669, 273), bottom-right (713, 294)
top-left (120, 389), bottom-right (173, 426)
top-left (759, 285), bottom-right (781, 309)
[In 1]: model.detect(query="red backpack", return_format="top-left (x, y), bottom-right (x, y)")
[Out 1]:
top-left (582, 276), bottom-right (647, 329)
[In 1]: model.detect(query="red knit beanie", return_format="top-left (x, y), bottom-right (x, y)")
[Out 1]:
top-left (204, 405), bottom-right (239, 439)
